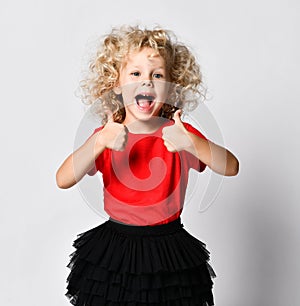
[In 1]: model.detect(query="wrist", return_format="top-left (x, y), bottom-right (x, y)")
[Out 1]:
top-left (186, 132), bottom-right (200, 156)
top-left (91, 131), bottom-right (107, 156)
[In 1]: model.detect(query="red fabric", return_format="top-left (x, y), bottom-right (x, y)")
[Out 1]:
top-left (92, 120), bottom-right (207, 225)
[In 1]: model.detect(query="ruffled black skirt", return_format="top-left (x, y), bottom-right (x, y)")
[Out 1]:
top-left (66, 218), bottom-right (216, 305)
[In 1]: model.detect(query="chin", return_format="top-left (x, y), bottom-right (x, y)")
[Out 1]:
top-left (134, 112), bottom-right (159, 121)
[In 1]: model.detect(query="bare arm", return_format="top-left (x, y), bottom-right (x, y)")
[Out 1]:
top-left (56, 133), bottom-right (104, 189)
top-left (162, 110), bottom-right (239, 176)
top-left (56, 121), bottom-right (128, 189)
top-left (187, 133), bottom-right (239, 176)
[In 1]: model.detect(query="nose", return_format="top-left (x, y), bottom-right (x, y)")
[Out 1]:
top-left (141, 79), bottom-right (153, 87)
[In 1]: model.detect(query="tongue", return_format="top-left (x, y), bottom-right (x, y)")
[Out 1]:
top-left (137, 99), bottom-right (152, 109)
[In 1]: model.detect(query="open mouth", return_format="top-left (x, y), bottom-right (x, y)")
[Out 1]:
top-left (135, 93), bottom-right (156, 111)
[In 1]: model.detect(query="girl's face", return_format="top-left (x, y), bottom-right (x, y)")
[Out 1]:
top-left (117, 47), bottom-right (170, 124)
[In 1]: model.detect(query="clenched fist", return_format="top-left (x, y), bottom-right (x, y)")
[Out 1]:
top-left (99, 112), bottom-right (128, 151)
top-left (162, 110), bottom-right (193, 152)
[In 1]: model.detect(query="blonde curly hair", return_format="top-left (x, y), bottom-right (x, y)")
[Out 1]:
top-left (80, 25), bottom-right (206, 124)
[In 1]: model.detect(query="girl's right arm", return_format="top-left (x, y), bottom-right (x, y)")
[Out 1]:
top-left (56, 121), bottom-right (128, 189)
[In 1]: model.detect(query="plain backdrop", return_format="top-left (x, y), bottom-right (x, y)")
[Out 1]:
top-left (1, 0), bottom-right (299, 305)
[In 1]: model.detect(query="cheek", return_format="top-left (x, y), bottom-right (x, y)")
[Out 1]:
top-left (154, 82), bottom-right (170, 102)
top-left (121, 83), bottom-right (138, 105)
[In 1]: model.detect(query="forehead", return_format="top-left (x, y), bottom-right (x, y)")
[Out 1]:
top-left (123, 47), bottom-right (166, 68)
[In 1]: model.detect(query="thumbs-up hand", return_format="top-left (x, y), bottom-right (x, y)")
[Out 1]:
top-left (162, 110), bottom-right (193, 152)
top-left (98, 110), bottom-right (128, 151)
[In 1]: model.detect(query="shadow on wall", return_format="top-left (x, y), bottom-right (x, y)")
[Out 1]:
top-left (237, 164), bottom-right (293, 306)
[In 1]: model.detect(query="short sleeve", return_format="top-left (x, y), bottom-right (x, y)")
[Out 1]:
top-left (183, 122), bottom-right (207, 172)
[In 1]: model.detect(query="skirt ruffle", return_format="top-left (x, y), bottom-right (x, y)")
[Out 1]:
top-left (66, 218), bottom-right (216, 305)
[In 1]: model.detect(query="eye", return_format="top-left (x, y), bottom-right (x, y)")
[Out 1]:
top-left (153, 73), bottom-right (163, 79)
top-left (131, 71), bottom-right (140, 77)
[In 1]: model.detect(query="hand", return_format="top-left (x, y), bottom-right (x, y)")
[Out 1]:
top-left (162, 110), bottom-right (193, 152)
top-left (98, 111), bottom-right (128, 151)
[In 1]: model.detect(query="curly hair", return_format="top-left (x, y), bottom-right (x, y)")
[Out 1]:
top-left (79, 25), bottom-right (206, 124)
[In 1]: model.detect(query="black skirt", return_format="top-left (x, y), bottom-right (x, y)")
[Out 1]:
top-left (66, 217), bottom-right (216, 306)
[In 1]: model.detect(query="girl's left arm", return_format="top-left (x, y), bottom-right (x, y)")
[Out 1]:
top-left (187, 133), bottom-right (239, 176)
top-left (162, 110), bottom-right (239, 176)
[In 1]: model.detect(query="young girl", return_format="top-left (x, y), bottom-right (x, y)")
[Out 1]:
top-left (56, 25), bottom-right (239, 306)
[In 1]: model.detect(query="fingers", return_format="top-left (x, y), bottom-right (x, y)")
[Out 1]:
top-left (162, 126), bottom-right (177, 152)
top-left (163, 139), bottom-right (176, 152)
top-left (113, 124), bottom-right (128, 151)
top-left (162, 110), bottom-right (189, 152)
top-left (100, 113), bottom-right (128, 151)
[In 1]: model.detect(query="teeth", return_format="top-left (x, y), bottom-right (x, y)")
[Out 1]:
top-left (135, 94), bottom-right (155, 101)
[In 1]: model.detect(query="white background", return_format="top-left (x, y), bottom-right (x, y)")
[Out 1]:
top-left (1, 0), bottom-right (299, 305)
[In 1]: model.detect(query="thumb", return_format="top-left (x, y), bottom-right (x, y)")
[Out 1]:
top-left (173, 109), bottom-right (183, 125)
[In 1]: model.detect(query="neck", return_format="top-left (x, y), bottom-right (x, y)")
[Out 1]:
top-left (123, 117), bottom-right (167, 134)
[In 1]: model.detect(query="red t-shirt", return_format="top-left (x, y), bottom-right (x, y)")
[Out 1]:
top-left (92, 120), bottom-right (207, 225)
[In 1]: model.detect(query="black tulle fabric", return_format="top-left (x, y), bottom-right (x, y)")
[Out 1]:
top-left (66, 218), bottom-right (216, 306)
